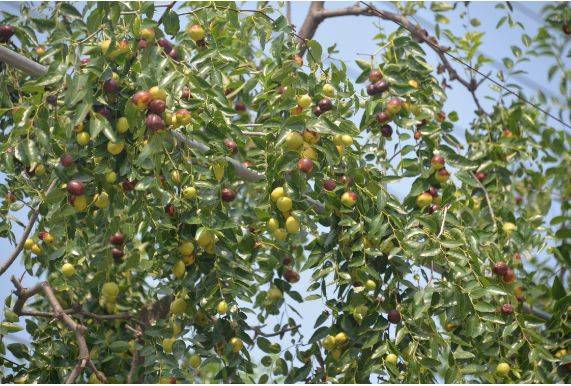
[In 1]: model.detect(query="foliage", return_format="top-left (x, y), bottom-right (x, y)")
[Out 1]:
top-left (0, 1), bottom-right (570, 383)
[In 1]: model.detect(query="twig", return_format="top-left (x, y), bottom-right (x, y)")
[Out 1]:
top-left (436, 204), bottom-right (450, 238)
top-left (0, 179), bottom-right (57, 276)
top-left (473, 175), bottom-right (498, 232)
top-left (157, 1), bottom-right (177, 27)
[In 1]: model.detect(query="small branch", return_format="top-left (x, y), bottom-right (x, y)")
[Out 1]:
top-left (473, 175), bottom-right (498, 232)
top-left (0, 179), bottom-right (57, 277)
top-left (156, 1), bottom-right (177, 27)
top-left (247, 323), bottom-right (301, 338)
top-left (436, 204), bottom-right (450, 238)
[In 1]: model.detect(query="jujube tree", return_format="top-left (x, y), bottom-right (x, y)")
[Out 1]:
top-left (0, 1), bottom-right (570, 383)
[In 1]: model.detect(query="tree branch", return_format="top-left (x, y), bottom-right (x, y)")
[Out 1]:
top-left (10, 277), bottom-right (108, 384)
top-left (0, 179), bottom-right (57, 277)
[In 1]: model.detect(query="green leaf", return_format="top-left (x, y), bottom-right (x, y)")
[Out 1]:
top-left (474, 302), bottom-right (495, 313)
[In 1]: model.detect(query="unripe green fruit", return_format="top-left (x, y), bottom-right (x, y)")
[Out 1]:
top-left (502, 222), bottom-right (516, 235)
top-left (323, 335), bottom-right (336, 350)
top-left (230, 337), bottom-right (243, 352)
top-left (267, 218), bottom-right (279, 232)
top-left (61, 263), bottom-right (76, 277)
top-left (386, 353), bottom-right (397, 365)
top-left (178, 241), bottom-right (194, 256)
top-left (170, 298), bottom-right (187, 315)
top-left (322, 84), bottom-right (335, 97)
top-left (276, 196), bottom-right (293, 212)
top-left (76, 132), bottom-right (90, 146)
top-left (297, 94), bottom-right (312, 109)
top-left (105, 171), bottom-right (117, 183)
top-left (271, 187), bottom-right (286, 202)
top-left (284, 132), bottom-right (304, 151)
top-left (102, 282), bottom-right (119, 299)
top-left (267, 287), bottom-right (283, 302)
top-left (172, 260), bottom-right (186, 278)
top-left (273, 228), bottom-right (287, 241)
top-left (334, 332), bottom-right (348, 346)
top-left (217, 300), bottom-right (228, 314)
top-left (182, 186), bottom-right (197, 199)
top-left (364, 279), bottom-right (376, 291)
top-left (189, 354), bottom-right (201, 368)
top-left (163, 337), bottom-right (176, 353)
top-left (285, 216), bottom-right (300, 233)
top-left (495, 362), bottom-right (510, 377)
top-left (116, 117), bottom-right (129, 133)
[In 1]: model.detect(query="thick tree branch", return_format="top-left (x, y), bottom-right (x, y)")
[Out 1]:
top-left (0, 179), bottom-right (57, 277)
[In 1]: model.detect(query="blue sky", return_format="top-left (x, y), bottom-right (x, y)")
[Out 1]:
top-left (1, 0), bottom-right (567, 374)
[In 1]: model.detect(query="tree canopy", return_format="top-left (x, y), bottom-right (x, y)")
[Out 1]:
top-left (0, 1), bottom-right (570, 384)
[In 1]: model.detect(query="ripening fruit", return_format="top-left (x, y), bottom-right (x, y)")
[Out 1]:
top-left (385, 353), bottom-right (398, 365)
top-left (416, 192), bottom-right (433, 208)
top-left (131, 90), bottom-right (152, 110)
top-left (334, 332), bottom-right (348, 346)
top-left (502, 222), bottom-right (516, 235)
top-left (182, 186), bottom-right (197, 199)
top-left (67, 180), bottom-right (85, 196)
top-left (189, 354), bottom-right (201, 368)
top-left (386, 97), bottom-right (403, 115)
top-left (271, 187), bottom-right (286, 202)
top-left (105, 171), bottom-right (117, 183)
top-left (369, 69), bottom-right (383, 83)
top-left (267, 287), bottom-right (283, 302)
top-left (230, 337), bottom-right (243, 353)
top-left (102, 282), bottom-right (119, 299)
top-left (61, 263), bottom-right (76, 277)
top-left (323, 335), bottom-right (336, 350)
top-left (267, 218), bottom-right (279, 232)
top-left (163, 337), bottom-right (176, 353)
top-left (285, 216), bottom-right (300, 234)
top-left (178, 241), bottom-right (194, 256)
top-left (173, 260), bottom-right (186, 278)
top-left (284, 132), bottom-right (304, 151)
top-left (276, 196), bottom-right (293, 212)
top-left (492, 262), bottom-right (509, 276)
top-left (107, 141), bottom-right (124, 155)
top-left (139, 27), bottom-right (155, 42)
top-left (217, 300), bottom-right (228, 315)
top-left (273, 228), bottom-right (287, 241)
top-left (302, 130), bottom-right (320, 144)
top-left (182, 254), bottom-right (195, 266)
top-left (175, 109), bottom-right (191, 126)
top-left (76, 132), bottom-right (90, 146)
top-left (436, 168), bottom-right (450, 184)
top-left (24, 239), bottom-right (35, 250)
top-left (297, 94), bottom-right (312, 109)
top-left (341, 191), bottom-right (357, 207)
top-left (322, 84), bottom-right (335, 97)
top-left (73, 195), bottom-right (88, 212)
top-left (188, 24), bottom-right (205, 41)
top-left (170, 298), bottom-right (187, 315)
top-left (495, 362), bottom-right (510, 377)
top-left (93, 192), bottom-right (110, 209)
top-left (431, 155), bottom-right (445, 170)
